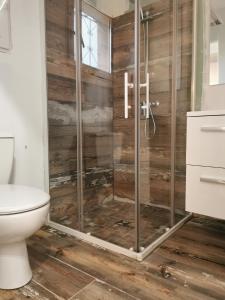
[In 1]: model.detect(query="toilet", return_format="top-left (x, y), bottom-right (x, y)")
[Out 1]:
top-left (0, 134), bottom-right (50, 290)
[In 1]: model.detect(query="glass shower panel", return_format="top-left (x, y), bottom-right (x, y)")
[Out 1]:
top-left (174, 0), bottom-right (192, 223)
top-left (81, 0), bottom-right (136, 250)
top-left (46, 0), bottom-right (79, 230)
top-left (139, 0), bottom-right (172, 248)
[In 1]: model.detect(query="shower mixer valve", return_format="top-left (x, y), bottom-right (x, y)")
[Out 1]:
top-left (141, 101), bottom-right (160, 117)
top-left (151, 101), bottom-right (160, 107)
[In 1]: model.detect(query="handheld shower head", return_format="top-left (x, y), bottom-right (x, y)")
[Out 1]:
top-left (140, 7), bottom-right (144, 20)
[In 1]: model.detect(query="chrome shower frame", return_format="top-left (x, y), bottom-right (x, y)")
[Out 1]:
top-left (140, 7), bottom-right (158, 139)
top-left (47, 0), bottom-right (192, 261)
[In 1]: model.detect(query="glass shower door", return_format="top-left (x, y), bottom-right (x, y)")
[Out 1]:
top-left (80, 0), bottom-right (137, 250)
top-left (47, 0), bottom-right (80, 231)
top-left (138, 0), bottom-right (191, 249)
top-left (138, 0), bottom-right (172, 249)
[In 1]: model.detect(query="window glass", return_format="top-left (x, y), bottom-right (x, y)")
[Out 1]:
top-left (80, 3), bottom-right (111, 73)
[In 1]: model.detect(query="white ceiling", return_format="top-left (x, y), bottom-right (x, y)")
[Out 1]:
top-left (211, 0), bottom-right (225, 23)
top-left (211, 0), bottom-right (225, 10)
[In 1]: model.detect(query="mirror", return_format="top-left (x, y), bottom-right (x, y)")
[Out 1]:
top-left (192, 0), bottom-right (225, 111)
top-left (209, 0), bottom-right (225, 85)
top-left (0, 0), bottom-right (11, 52)
top-left (0, 0), bottom-right (7, 10)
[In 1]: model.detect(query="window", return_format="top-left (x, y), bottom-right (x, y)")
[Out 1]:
top-left (80, 4), bottom-right (111, 73)
top-left (82, 12), bottom-right (98, 68)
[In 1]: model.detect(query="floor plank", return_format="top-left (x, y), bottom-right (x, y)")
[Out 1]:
top-left (0, 281), bottom-right (61, 300)
top-left (29, 247), bottom-right (94, 299)
top-left (71, 280), bottom-right (137, 300)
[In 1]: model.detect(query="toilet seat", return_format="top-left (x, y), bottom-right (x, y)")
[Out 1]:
top-left (0, 185), bottom-right (50, 215)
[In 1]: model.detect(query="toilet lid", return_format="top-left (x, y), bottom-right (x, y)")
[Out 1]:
top-left (0, 185), bottom-right (50, 215)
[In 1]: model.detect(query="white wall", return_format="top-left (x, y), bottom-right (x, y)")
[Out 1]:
top-left (203, 84), bottom-right (225, 110)
top-left (0, 0), bottom-right (48, 190)
top-left (94, 0), bottom-right (159, 17)
top-left (96, 0), bottom-right (129, 17)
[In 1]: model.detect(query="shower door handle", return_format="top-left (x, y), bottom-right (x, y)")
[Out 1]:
top-left (140, 73), bottom-right (150, 118)
top-left (124, 72), bottom-right (150, 119)
top-left (124, 72), bottom-right (133, 119)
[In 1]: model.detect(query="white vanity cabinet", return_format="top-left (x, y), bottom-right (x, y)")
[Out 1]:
top-left (186, 111), bottom-right (225, 219)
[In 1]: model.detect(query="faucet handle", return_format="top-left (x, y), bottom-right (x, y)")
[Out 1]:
top-left (150, 101), bottom-right (160, 107)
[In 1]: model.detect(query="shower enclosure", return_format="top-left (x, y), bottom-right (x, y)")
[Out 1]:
top-left (46, 0), bottom-right (193, 260)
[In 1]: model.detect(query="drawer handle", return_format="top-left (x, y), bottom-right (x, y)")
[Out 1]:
top-left (200, 176), bottom-right (225, 185)
top-left (200, 126), bottom-right (225, 132)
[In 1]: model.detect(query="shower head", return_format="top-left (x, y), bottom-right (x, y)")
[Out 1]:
top-left (141, 10), bottom-right (165, 23)
top-left (140, 8), bottom-right (152, 23)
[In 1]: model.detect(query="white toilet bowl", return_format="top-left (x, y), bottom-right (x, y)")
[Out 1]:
top-left (0, 185), bottom-right (50, 289)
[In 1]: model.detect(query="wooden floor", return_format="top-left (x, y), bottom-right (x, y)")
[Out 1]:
top-left (1, 217), bottom-right (225, 300)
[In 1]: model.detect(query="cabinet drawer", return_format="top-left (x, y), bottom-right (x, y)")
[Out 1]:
top-left (186, 165), bottom-right (225, 219)
top-left (187, 115), bottom-right (225, 168)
